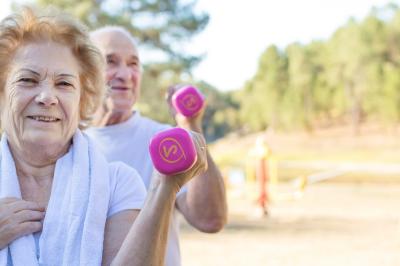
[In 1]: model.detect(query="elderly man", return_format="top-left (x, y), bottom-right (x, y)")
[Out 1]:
top-left (86, 26), bottom-right (227, 266)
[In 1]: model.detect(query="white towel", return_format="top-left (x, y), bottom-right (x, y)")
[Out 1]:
top-left (0, 130), bottom-right (111, 266)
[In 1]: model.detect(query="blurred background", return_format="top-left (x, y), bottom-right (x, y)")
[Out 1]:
top-left (1, 0), bottom-right (400, 265)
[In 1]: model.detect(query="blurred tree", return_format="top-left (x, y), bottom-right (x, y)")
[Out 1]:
top-left (239, 45), bottom-right (288, 131)
top-left (233, 4), bottom-right (400, 134)
top-left (285, 43), bottom-right (315, 132)
top-left (33, 0), bottom-right (209, 71)
top-left (197, 81), bottom-right (241, 141)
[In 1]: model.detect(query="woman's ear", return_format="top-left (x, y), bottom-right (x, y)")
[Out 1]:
top-left (0, 91), bottom-right (4, 133)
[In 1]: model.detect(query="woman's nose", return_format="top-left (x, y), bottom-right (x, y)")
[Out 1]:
top-left (35, 84), bottom-right (58, 106)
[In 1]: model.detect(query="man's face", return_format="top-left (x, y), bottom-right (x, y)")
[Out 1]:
top-left (93, 31), bottom-right (142, 113)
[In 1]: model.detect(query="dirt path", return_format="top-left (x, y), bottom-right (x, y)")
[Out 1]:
top-left (180, 183), bottom-right (400, 266)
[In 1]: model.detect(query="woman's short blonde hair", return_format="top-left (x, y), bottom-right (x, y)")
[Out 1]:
top-left (0, 7), bottom-right (105, 127)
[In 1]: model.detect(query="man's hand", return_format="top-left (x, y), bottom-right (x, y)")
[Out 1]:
top-left (165, 85), bottom-right (206, 132)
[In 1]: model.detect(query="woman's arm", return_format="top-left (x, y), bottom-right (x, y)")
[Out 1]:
top-left (102, 176), bottom-right (177, 266)
top-left (102, 210), bottom-right (139, 266)
top-left (107, 176), bottom-right (177, 266)
top-left (103, 132), bottom-right (207, 266)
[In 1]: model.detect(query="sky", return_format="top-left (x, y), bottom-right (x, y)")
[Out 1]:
top-left (0, 0), bottom-right (395, 91)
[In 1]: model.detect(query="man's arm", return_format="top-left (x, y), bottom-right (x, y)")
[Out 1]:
top-left (176, 148), bottom-right (227, 233)
top-left (166, 85), bottom-right (228, 233)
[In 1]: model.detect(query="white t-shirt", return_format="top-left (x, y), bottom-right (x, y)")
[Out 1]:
top-left (7, 157), bottom-right (146, 266)
top-left (107, 161), bottom-right (147, 216)
top-left (86, 111), bottom-right (184, 266)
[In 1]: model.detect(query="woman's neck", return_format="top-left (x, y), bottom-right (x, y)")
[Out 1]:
top-left (8, 140), bottom-right (67, 183)
top-left (15, 158), bottom-right (55, 182)
top-left (11, 146), bottom-right (58, 205)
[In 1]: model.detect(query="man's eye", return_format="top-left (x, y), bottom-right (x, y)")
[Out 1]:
top-left (128, 61), bottom-right (139, 67)
top-left (107, 58), bottom-right (117, 65)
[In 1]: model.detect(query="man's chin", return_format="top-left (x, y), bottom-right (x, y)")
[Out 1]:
top-left (106, 97), bottom-right (135, 111)
top-left (111, 104), bottom-right (135, 113)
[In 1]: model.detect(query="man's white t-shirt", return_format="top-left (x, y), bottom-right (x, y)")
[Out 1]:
top-left (86, 111), bottom-right (183, 266)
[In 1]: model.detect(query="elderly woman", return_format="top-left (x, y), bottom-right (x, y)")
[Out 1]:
top-left (0, 7), bottom-right (206, 266)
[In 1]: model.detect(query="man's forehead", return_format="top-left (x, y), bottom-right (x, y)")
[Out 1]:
top-left (95, 31), bottom-right (139, 57)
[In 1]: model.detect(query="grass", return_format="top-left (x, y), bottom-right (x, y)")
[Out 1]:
top-left (209, 126), bottom-right (400, 183)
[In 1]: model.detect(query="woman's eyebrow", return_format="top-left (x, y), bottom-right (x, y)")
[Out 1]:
top-left (18, 68), bottom-right (41, 76)
top-left (56, 73), bottom-right (78, 79)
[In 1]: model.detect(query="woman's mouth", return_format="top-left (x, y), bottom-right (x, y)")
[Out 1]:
top-left (27, 115), bottom-right (61, 122)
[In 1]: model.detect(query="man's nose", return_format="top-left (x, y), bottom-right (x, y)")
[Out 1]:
top-left (114, 65), bottom-right (133, 81)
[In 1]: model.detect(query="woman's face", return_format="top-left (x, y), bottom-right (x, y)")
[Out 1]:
top-left (1, 41), bottom-right (81, 152)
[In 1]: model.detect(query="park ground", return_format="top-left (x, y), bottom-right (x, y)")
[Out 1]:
top-left (180, 183), bottom-right (400, 266)
top-left (180, 125), bottom-right (400, 266)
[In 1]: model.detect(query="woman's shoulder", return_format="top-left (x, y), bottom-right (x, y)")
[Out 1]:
top-left (107, 161), bottom-right (147, 217)
top-left (108, 161), bottom-right (142, 184)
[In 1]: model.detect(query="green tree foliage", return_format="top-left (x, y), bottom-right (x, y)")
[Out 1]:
top-left (34, 0), bottom-right (209, 70)
top-left (237, 4), bottom-right (400, 134)
top-left (240, 45), bottom-right (288, 131)
top-left (196, 81), bottom-right (240, 141)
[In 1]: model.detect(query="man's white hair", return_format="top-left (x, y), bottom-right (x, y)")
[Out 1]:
top-left (90, 25), bottom-right (138, 47)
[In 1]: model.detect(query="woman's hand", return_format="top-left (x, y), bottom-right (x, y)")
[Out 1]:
top-left (0, 197), bottom-right (45, 249)
top-left (159, 131), bottom-right (208, 193)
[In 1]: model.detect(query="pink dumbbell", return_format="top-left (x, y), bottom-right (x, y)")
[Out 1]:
top-left (172, 85), bottom-right (205, 117)
top-left (149, 127), bottom-right (197, 175)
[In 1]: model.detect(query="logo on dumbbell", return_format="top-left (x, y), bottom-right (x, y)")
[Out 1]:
top-left (180, 94), bottom-right (199, 111)
top-left (159, 137), bottom-right (187, 163)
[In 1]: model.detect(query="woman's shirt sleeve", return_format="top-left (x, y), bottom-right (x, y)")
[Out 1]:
top-left (107, 161), bottom-right (147, 217)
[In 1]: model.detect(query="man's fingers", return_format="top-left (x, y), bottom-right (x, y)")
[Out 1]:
top-left (166, 85), bottom-right (178, 103)
top-left (192, 133), bottom-right (207, 153)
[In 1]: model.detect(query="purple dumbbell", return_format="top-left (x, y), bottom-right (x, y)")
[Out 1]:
top-left (149, 127), bottom-right (197, 175)
top-left (171, 85), bottom-right (205, 117)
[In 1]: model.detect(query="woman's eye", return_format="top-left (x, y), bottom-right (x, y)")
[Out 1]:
top-left (57, 81), bottom-right (72, 87)
top-left (18, 78), bottom-right (36, 83)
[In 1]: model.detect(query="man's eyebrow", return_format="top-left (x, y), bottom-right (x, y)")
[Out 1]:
top-left (129, 55), bottom-right (140, 61)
